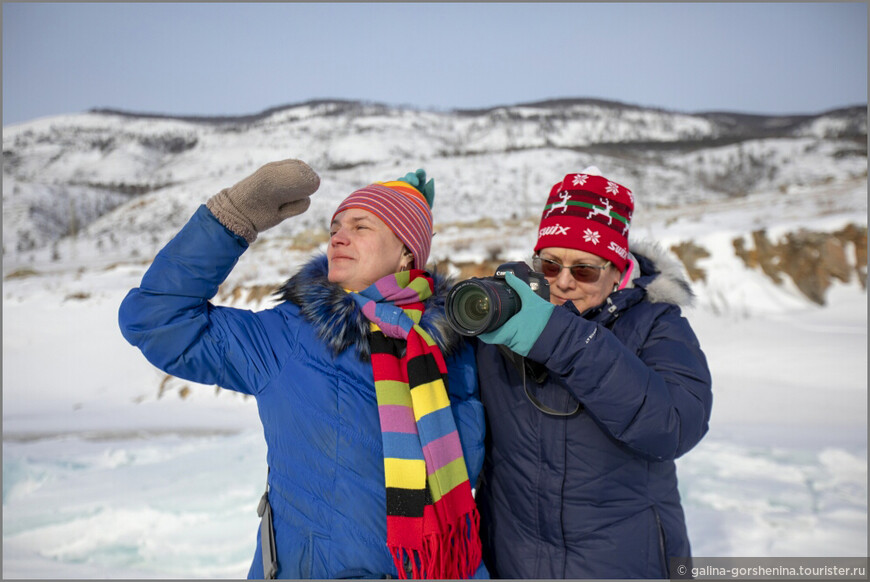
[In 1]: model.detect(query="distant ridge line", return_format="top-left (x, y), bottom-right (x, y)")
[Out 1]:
top-left (89, 99), bottom-right (367, 125)
top-left (89, 99), bottom-right (866, 127)
top-left (91, 97), bottom-right (650, 123)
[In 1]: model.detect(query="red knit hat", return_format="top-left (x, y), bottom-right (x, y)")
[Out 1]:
top-left (332, 181), bottom-right (433, 269)
top-left (534, 167), bottom-right (634, 272)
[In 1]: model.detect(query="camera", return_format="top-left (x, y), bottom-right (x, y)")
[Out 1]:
top-left (445, 261), bottom-right (550, 336)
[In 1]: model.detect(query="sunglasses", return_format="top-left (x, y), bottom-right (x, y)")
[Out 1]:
top-left (533, 256), bottom-right (611, 283)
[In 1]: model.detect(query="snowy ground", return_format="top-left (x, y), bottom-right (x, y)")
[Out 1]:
top-left (679, 285), bottom-right (867, 559)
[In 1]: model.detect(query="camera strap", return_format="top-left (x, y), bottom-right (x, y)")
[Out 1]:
top-left (497, 346), bottom-right (581, 417)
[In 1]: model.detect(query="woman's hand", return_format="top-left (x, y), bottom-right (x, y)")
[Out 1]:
top-left (207, 159), bottom-right (320, 242)
top-left (478, 272), bottom-right (555, 357)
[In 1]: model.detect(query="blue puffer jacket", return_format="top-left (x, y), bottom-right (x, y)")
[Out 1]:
top-left (118, 205), bottom-right (487, 579)
top-left (475, 242), bottom-right (713, 579)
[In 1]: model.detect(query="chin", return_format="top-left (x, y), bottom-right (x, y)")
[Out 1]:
top-left (572, 300), bottom-right (596, 312)
top-left (326, 269), bottom-right (344, 285)
top-left (549, 293), bottom-right (573, 306)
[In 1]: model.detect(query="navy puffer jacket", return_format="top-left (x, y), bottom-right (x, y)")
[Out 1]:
top-left (119, 205), bottom-right (487, 579)
top-left (475, 241), bottom-right (712, 579)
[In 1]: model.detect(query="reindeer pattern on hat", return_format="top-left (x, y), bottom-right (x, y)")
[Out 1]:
top-left (587, 197), bottom-right (614, 225)
top-left (544, 190), bottom-right (572, 218)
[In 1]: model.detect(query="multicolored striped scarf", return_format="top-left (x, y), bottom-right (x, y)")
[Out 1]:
top-left (351, 270), bottom-right (482, 579)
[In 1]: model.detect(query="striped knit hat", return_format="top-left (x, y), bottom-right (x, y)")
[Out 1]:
top-left (333, 172), bottom-right (434, 269)
top-left (535, 167), bottom-right (634, 272)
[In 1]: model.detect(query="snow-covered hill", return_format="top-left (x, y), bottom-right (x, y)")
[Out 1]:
top-left (3, 99), bottom-right (866, 282)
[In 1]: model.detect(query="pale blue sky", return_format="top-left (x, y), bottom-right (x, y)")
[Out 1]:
top-left (3, 2), bottom-right (867, 125)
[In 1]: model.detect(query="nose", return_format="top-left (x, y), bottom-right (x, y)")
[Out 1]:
top-left (553, 267), bottom-right (576, 289)
top-left (330, 226), bottom-right (349, 246)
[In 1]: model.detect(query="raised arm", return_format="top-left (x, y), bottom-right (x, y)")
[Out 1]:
top-left (119, 160), bottom-right (320, 394)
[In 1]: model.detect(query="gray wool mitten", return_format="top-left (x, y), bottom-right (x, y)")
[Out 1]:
top-left (206, 159), bottom-right (320, 243)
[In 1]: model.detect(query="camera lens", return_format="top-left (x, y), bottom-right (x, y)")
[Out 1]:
top-left (455, 286), bottom-right (491, 326)
top-left (446, 278), bottom-right (520, 336)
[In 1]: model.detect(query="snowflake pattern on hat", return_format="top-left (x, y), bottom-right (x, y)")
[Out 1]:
top-left (583, 228), bottom-right (601, 245)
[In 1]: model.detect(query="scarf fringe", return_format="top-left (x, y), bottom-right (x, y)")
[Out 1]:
top-left (389, 510), bottom-right (481, 579)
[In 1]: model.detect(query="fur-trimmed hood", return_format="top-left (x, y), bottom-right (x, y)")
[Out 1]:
top-left (628, 239), bottom-right (695, 307)
top-left (276, 254), bottom-right (464, 361)
top-left (578, 239), bottom-right (695, 324)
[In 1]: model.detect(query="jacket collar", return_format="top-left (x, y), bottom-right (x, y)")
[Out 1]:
top-left (276, 254), bottom-right (464, 360)
top-left (575, 239), bottom-right (695, 324)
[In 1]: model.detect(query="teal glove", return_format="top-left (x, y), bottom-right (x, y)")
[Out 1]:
top-left (397, 168), bottom-right (435, 208)
top-left (478, 271), bottom-right (555, 357)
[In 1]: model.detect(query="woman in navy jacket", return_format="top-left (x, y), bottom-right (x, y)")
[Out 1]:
top-left (474, 168), bottom-right (712, 579)
top-left (119, 160), bottom-right (487, 579)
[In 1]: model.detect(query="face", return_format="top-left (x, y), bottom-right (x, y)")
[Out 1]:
top-left (536, 247), bottom-right (622, 313)
top-left (328, 208), bottom-right (412, 291)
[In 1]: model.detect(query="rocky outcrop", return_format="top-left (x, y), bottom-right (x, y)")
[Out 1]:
top-left (731, 224), bottom-right (867, 305)
top-left (668, 225), bottom-right (867, 305)
top-left (670, 241), bottom-right (712, 283)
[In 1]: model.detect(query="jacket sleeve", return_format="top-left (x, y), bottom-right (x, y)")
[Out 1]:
top-left (445, 341), bottom-right (486, 486)
top-left (118, 205), bottom-right (289, 395)
top-left (527, 304), bottom-right (712, 461)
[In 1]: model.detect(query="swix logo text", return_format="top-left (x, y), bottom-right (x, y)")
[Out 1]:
top-left (540, 224), bottom-right (571, 237)
top-left (608, 241), bottom-right (628, 259)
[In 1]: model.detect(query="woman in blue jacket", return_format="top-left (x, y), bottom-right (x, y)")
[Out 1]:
top-left (474, 168), bottom-right (713, 579)
top-left (118, 160), bottom-right (487, 579)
